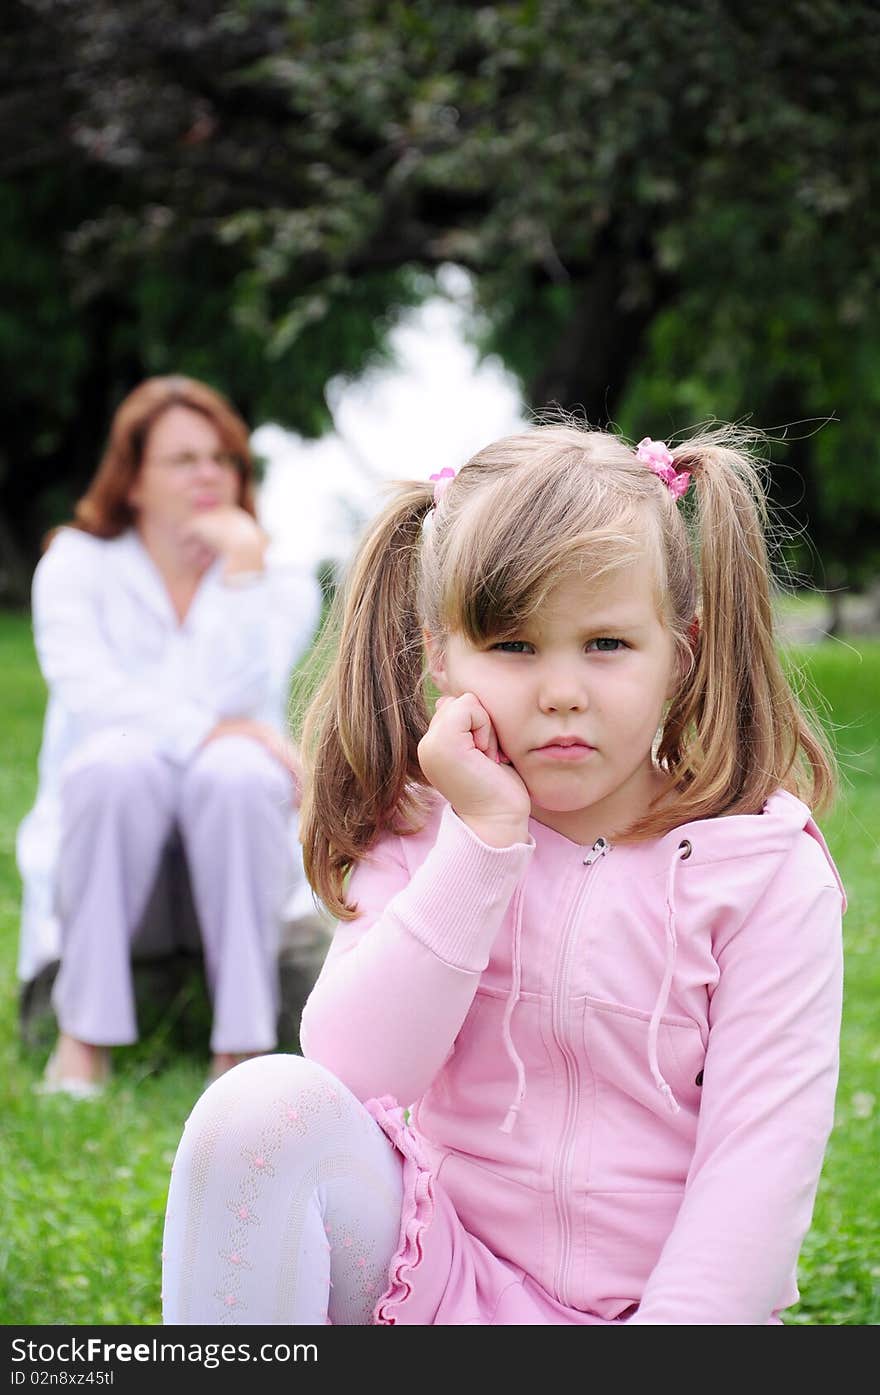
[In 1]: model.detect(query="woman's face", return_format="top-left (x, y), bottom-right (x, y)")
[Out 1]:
top-left (127, 405), bottom-right (241, 534)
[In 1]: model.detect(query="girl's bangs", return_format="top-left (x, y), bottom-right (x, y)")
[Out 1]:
top-left (431, 451), bottom-right (665, 644)
top-left (440, 524), bottom-right (652, 645)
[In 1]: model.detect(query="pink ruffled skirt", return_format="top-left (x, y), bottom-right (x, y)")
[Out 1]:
top-left (365, 1097), bottom-right (615, 1327)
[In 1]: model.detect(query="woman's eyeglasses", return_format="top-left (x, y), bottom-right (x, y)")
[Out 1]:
top-left (148, 451), bottom-right (241, 472)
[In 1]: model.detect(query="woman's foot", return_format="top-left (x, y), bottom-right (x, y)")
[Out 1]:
top-left (37, 1034), bottom-right (111, 1098)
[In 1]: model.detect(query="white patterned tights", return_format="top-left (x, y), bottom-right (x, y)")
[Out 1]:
top-left (161, 1055), bottom-right (404, 1325)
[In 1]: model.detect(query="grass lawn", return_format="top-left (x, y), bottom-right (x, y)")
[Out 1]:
top-left (0, 610), bottom-right (877, 1325)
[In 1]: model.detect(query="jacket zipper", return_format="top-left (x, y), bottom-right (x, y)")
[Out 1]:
top-left (551, 836), bottom-right (610, 1304)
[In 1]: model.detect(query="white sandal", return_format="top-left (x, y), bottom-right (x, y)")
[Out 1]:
top-left (35, 1051), bottom-right (107, 1100)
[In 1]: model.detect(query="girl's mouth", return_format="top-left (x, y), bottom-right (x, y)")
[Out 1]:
top-left (533, 743), bottom-right (594, 761)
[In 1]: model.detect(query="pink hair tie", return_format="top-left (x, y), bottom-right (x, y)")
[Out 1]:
top-left (429, 466), bottom-right (456, 503)
top-left (636, 438), bottom-right (691, 501)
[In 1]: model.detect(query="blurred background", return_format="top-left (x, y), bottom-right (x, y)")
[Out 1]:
top-left (2, 0), bottom-right (879, 625)
top-left (1, 1), bottom-right (877, 1326)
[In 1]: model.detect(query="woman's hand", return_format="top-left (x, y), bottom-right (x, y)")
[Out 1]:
top-left (182, 507), bottom-right (268, 577)
top-left (202, 718), bottom-right (303, 803)
top-left (417, 693), bottom-right (531, 847)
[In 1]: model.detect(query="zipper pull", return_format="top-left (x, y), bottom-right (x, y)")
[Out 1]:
top-left (583, 836), bottom-right (611, 866)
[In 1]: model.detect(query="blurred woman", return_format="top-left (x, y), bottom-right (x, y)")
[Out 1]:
top-left (16, 376), bottom-right (323, 1094)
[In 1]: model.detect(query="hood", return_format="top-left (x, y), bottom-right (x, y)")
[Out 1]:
top-left (650, 787), bottom-right (846, 912)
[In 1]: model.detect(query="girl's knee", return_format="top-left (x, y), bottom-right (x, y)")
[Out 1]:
top-left (179, 1053), bottom-right (349, 1154)
top-left (213, 1051), bottom-right (338, 1099)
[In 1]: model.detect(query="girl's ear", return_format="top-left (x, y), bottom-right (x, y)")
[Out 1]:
top-left (423, 629), bottom-right (449, 692)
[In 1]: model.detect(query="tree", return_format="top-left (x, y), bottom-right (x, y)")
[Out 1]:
top-left (2, 0), bottom-right (879, 594)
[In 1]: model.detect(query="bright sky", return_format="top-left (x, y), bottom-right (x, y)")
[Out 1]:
top-left (255, 269), bottom-right (526, 572)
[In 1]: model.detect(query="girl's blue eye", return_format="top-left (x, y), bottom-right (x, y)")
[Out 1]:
top-left (588, 638), bottom-right (625, 652)
top-left (491, 641), bottom-right (532, 653)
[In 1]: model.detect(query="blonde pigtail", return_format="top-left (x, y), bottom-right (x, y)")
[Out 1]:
top-left (653, 434), bottom-right (836, 821)
top-left (298, 482), bottom-right (435, 919)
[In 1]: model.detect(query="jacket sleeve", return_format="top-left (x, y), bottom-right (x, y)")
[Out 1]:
top-left (260, 550), bottom-right (324, 730)
top-left (187, 556), bottom-right (323, 737)
top-left (299, 804), bottom-right (534, 1105)
top-left (629, 839), bottom-right (844, 1325)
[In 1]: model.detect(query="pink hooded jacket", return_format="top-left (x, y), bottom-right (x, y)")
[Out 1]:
top-left (300, 788), bottom-right (845, 1325)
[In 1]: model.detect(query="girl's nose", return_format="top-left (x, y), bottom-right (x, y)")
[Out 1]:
top-left (537, 664), bottom-right (588, 713)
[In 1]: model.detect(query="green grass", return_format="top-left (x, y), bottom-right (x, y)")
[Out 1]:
top-left (0, 612), bottom-right (233, 1325)
top-left (779, 638), bottom-right (880, 1325)
top-left (0, 612), bottom-right (877, 1325)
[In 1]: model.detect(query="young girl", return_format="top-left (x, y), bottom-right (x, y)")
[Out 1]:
top-left (162, 422), bottom-right (845, 1325)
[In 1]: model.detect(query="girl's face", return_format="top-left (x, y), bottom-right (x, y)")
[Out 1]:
top-left (428, 562), bottom-right (680, 844)
top-left (127, 405), bottom-right (241, 535)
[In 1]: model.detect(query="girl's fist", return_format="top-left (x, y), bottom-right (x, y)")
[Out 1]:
top-left (417, 692), bottom-right (531, 847)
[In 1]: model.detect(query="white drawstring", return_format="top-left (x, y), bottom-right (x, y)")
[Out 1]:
top-left (500, 886), bottom-right (527, 1134)
top-left (646, 839), bottom-right (692, 1115)
top-left (499, 837), bottom-right (692, 1131)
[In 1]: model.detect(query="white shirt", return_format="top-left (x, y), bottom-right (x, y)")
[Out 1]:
top-left (16, 526), bottom-right (323, 981)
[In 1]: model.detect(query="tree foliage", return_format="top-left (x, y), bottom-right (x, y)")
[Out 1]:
top-left (2, 0), bottom-right (879, 593)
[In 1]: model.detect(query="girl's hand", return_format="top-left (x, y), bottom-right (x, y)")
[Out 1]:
top-left (183, 507), bottom-right (268, 577)
top-left (417, 692), bottom-right (531, 847)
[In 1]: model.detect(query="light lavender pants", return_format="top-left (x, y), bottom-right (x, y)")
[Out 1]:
top-left (53, 730), bottom-right (292, 1053)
